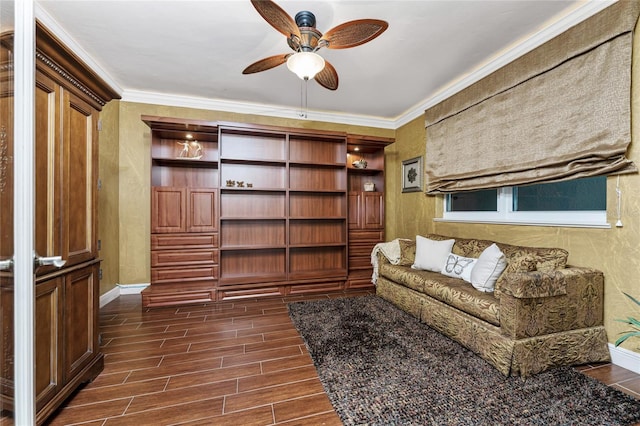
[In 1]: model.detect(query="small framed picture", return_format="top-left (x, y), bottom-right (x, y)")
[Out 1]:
top-left (402, 156), bottom-right (423, 193)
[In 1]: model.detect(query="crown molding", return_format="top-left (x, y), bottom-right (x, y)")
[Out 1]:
top-left (35, 3), bottom-right (123, 96)
top-left (35, 0), bottom-right (614, 130)
top-left (122, 89), bottom-right (397, 129)
top-left (393, 0), bottom-right (617, 128)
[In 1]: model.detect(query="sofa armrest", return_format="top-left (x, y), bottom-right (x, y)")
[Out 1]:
top-left (496, 271), bottom-right (567, 299)
top-left (499, 267), bottom-right (604, 339)
top-left (377, 251), bottom-right (391, 265)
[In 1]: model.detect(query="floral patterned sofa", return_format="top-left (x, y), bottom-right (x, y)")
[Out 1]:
top-left (375, 234), bottom-right (611, 377)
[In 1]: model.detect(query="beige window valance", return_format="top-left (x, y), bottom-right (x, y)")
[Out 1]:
top-left (425, 1), bottom-right (640, 194)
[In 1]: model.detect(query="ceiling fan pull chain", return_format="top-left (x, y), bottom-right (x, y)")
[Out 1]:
top-left (299, 78), bottom-right (309, 119)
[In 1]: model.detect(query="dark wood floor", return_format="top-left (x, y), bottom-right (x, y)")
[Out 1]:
top-left (6, 290), bottom-right (640, 425)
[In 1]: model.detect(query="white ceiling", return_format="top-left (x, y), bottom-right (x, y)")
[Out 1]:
top-left (35, 0), bottom-right (613, 128)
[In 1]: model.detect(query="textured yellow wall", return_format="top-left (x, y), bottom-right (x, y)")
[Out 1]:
top-left (97, 101), bottom-right (120, 295)
top-left (386, 27), bottom-right (640, 353)
top-left (105, 102), bottom-right (393, 289)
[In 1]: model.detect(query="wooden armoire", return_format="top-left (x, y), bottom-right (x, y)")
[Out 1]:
top-left (0, 22), bottom-right (119, 424)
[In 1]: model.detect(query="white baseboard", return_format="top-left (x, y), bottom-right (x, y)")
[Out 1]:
top-left (609, 343), bottom-right (640, 375)
top-left (118, 283), bottom-right (149, 295)
top-left (99, 283), bottom-right (149, 308)
top-left (99, 286), bottom-right (120, 308)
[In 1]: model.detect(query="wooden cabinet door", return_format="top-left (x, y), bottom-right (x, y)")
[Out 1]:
top-left (362, 192), bottom-right (384, 229)
top-left (0, 278), bottom-right (14, 403)
top-left (152, 187), bottom-right (187, 233)
top-left (35, 277), bottom-right (63, 411)
top-left (35, 71), bottom-right (62, 272)
top-left (348, 192), bottom-right (362, 229)
top-left (187, 189), bottom-right (217, 232)
top-left (63, 265), bottom-right (98, 381)
top-left (62, 90), bottom-right (98, 267)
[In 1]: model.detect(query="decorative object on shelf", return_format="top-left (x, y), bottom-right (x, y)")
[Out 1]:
top-left (226, 180), bottom-right (236, 187)
top-left (402, 156), bottom-right (423, 193)
top-left (352, 159), bottom-right (368, 169)
top-left (247, 183), bottom-right (253, 188)
top-left (176, 140), bottom-right (203, 160)
top-left (236, 181), bottom-right (245, 188)
top-left (364, 182), bottom-right (375, 192)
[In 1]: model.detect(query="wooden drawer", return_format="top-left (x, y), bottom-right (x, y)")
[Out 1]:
top-left (349, 230), bottom-right (383, 242)
top-left (349, 242), bottom-right (377, 257)
top-left (151, 265), bottom-right (219, 284)
top-left (151, 249), bottom-right (218, 268)
top-left (151, 233), bottom-right (218, 250)
top-left (349, 256), bottom-right (373, 269)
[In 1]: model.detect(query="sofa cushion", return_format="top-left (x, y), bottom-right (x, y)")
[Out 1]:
top-left (441, 252), bottom-right (477, 283)
top-left (378, 263), bottom-right (500, 326)
top-left (380, 263), bottom-right (427, 293)
top-left (471, 244), bottom-right (507, 292)
top-left (412, 236), bottom-right (455, 272)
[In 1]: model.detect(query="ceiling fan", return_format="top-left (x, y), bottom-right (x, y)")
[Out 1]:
top-left (242, 0), bottom-right (389, 90)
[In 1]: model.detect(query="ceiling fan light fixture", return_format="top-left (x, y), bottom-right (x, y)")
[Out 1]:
top-left (286, 51), bottom-right (325, 80)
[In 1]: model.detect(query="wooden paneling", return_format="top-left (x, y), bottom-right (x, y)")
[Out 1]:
top-left (151, 249), bottom-right (218, 268)
top-left (363, 192), bottom-right (384, 229)
top-left (151, 233), bottom-right (217, 250)
top-left (188, 189), bottom-right (217, 232)
top-left (63, 91), bottom-right (97, 266)
top-left (151, 265), bottom-right (218, 284)
top-left (63, 265), bottom-right (98, 381)
top-left (34, 278), bottom-right (63, 411)
top-left (289, 167), bottom-right (346, 191)
top-left (290, 193), bottom-right (346, 218)
top-left (221, 191), bottom-right (285, 218)
top-left (220, 132), bottom-right (286, 161)
top-left (289, 136), bottom-right (346, 164)
top-left (221, 220), bottom-right (285, 248)
top-left (151, 187), bottom-right (187, 233)
top-left (289, 220), bottom-right (346, 246)
top-left (220, 249), bottom-right (287, 281)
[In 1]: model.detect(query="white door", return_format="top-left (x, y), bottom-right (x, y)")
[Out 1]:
top-left (1, 0), bottom-right (37, 424)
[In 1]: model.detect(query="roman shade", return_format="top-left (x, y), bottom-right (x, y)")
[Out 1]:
top-left (425, 1), bottom-right (640, 194)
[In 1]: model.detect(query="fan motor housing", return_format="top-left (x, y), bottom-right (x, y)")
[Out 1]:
top-left (295, 11), bottom-right (316, 28)
top-left (288, 12), bottom-right (322, 52)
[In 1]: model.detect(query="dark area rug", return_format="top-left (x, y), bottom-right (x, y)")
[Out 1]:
top-left (288, 295), bottom-right (640, 426)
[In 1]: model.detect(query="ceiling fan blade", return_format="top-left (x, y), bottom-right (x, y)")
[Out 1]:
top-left (320, 19), bottom-right (388, 49)
top-left (315, 60), bottom-right (338, 91)
top-left (250, 0), bottom-right (301, 40)
top-left (242, 54), bottom-right (289, 74)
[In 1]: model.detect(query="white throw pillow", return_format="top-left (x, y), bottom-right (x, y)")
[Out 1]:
top-left (412, 236), bottom-right (455, 272)
top-left (441, 253), bottom-right (477, 283)
top-left (470, 243), bottom-right (507, 292)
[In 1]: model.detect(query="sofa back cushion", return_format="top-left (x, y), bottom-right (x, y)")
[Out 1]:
top-left (424, 234), bottom-right (569, 272)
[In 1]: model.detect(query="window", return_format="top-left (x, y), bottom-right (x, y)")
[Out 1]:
top-left (443, 176), bottom-right (608, 227)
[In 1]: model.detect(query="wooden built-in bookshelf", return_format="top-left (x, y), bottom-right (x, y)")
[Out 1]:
top-left (346, 135), bottom-right (394, 288)
top-left (143, 117), bottom-right (393, 307)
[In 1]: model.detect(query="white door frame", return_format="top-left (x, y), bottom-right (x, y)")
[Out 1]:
top-left (13, 0), bottom-right (36, 424)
